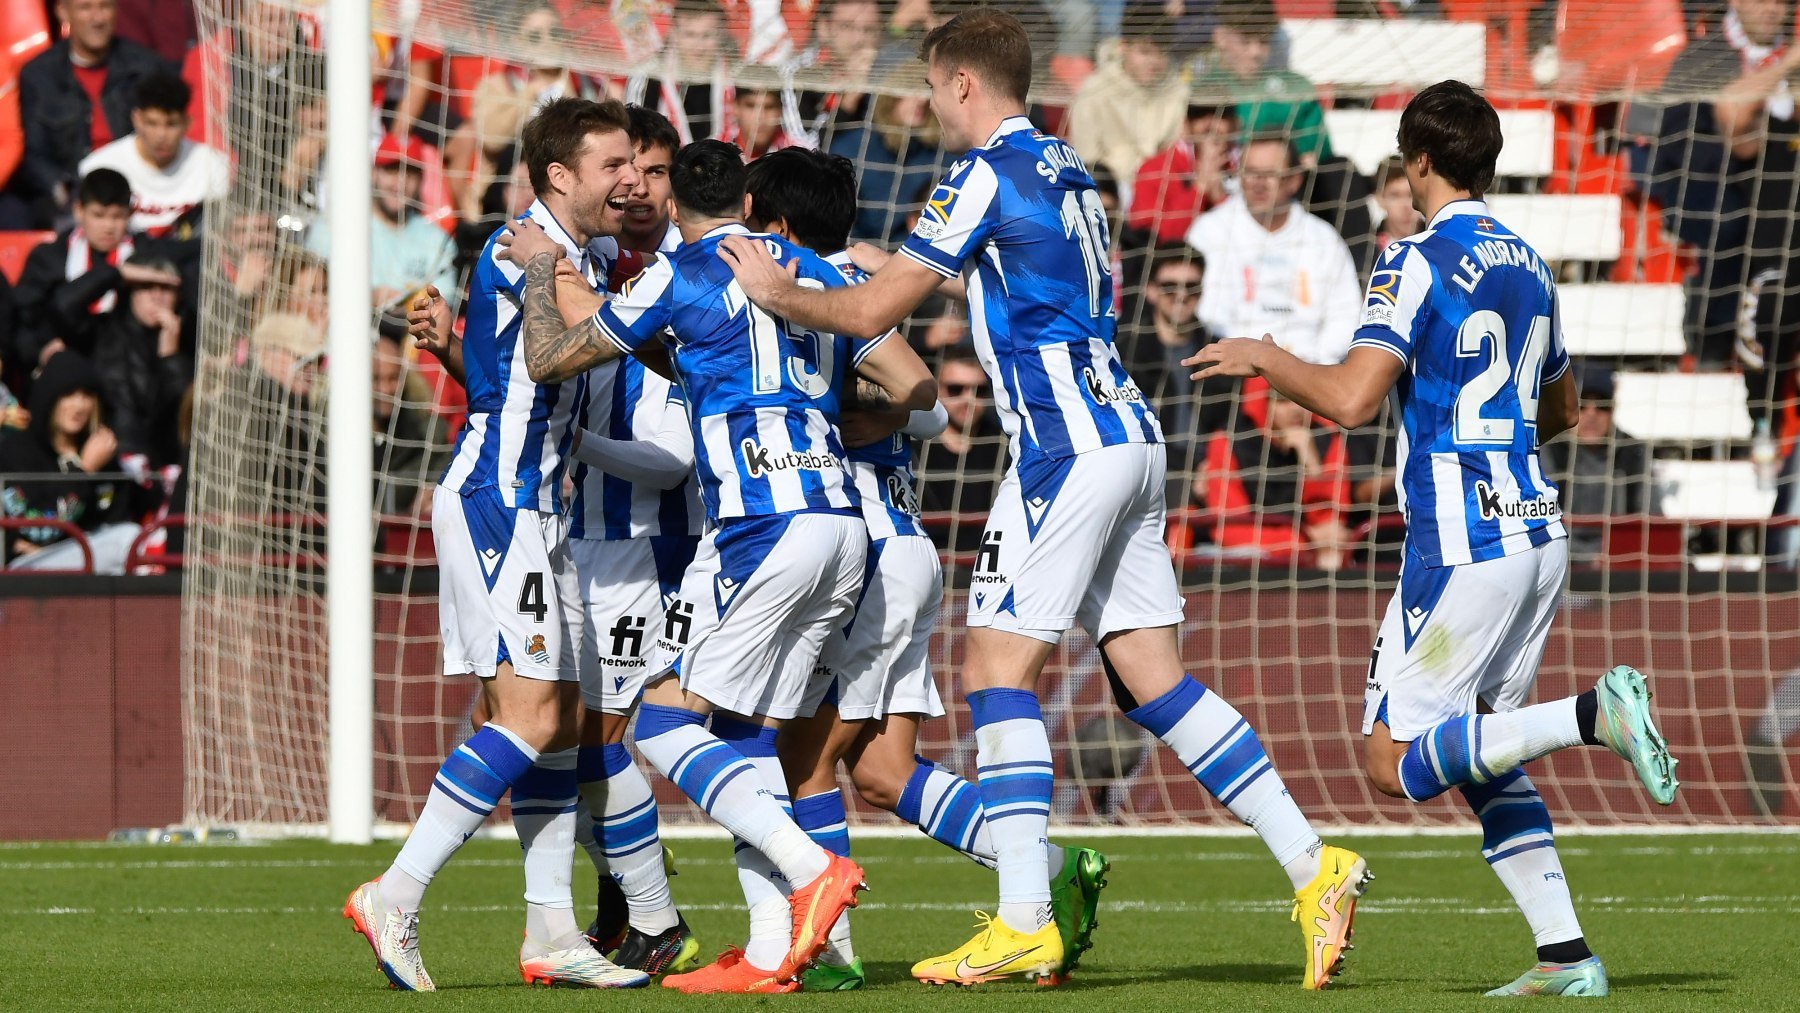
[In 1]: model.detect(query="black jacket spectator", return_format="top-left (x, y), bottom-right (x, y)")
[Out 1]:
top-left (13, 229), bottom-right (135, 366)
top-left (0, 351), bottom-right (127, 563)
top-left (15, 38), bottom-right (167, 212)
top-left (90, 259), bottom-right (191, 467)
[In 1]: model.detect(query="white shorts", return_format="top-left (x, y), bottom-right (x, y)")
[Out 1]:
top-left (433, 485), bottom-right (580, 681)
top-left (653, 512), bottom-right (867, 720)
top-left (968, 443), bottom-right (1186, 644)
top-left (797, 534), bottom-right (946, 722)
top-left (571, 534), bottom-right (699, 714)
top-left (1362, 538), bottom-right (1569, 741)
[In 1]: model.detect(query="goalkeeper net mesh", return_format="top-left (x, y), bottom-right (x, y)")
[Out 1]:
top-left (183, 0), bottom-right (1799, 831)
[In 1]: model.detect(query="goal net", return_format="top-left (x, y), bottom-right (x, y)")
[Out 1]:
top-left (182, 0), bottom-right (1799, 833)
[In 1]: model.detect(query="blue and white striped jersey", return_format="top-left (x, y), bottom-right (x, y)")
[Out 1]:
top-left (1350, 199), bottom-right (1570, 568)
top-left (569, 362), bottom-right (704, 540)
top-left (440, 200), bottom-right (616, 512)
top-left (899, 115), bottom-right (1161, 463)
top-left (593, 223), bottom-right (877, 524)
top-left (823, 250), bottom-right (928, 542)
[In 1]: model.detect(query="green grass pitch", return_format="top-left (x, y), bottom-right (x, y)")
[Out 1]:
top-left (0, 832), bottom-right (1791, 1010)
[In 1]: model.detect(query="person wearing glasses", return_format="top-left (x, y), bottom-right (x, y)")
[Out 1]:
top-left (1183, 134), bottom-right (1361, 368)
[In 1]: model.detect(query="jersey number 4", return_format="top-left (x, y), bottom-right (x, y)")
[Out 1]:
top-left (1453, 310), bottom-right (1550, 446)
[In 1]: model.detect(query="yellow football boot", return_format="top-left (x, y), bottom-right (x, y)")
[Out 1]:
top-left (911, 911), bottom-right (1064, 986)
top-left (1291, 845), bottom-right (1373, 989)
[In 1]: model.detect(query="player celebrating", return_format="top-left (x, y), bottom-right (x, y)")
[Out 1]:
top-left (502, 139), bottom-right (939, 993)
top-left (1187, 80), bottom-right (1680, 997)
top-left (345, 97), bottom-right (648, 992)
top-left (720, 8), bottom-right (1368, 989)
top-left (740, 147), bottom-right (1107, 990)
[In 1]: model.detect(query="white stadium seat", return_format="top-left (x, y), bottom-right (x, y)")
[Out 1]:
top-left (1654, 460), bottom-right (1777, 520)
top-left (1556, 283), bottom-right (1687, 357)
top-left (1484, 193), bottom-right (1622, 262)
top-left (1611, 372), bottom-right (1750, 442)
top-left (1324, 108), bottom-right (1556, 179)
top-left (1283, 19), bottom-right (1487, 90)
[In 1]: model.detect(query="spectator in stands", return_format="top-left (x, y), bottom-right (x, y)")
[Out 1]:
top-left (916, 348), bottom-right (1004, 526)
top-left (372, 333), bottom-right (449, 517)
top-left (0, 350), bottom-right (139, 572)
top-left (1372, 153), bottom-right (1423, 255)
top-left (115, 0), bottom-right (196, 66)
top-left (1711, 5), bottom-right (1800, 429)
top-left (1195, 388), bottom-right (1357, 570)
top-left (787, 0), bottom-right (883, 140)
top-left (12, 168), bottom-right (148, 369)
top-left (1066, 13), bottom-right (1189, 186)
top-left (306, 134), bottom-right (458, 328)
top-left (1187, 1), bottom-right (1331, 164)
top-left (242, 310), bottom-right (326, 513)
top-left (1541, 366), bottom-right (1656, 561)
top-left (1645, 0), bottom-right (1792, 367)
top-left (218, 208), bottom-right (278, 339)
top-left (829, 67), bottom-right (945, 242)
top-left (13, 0), bottom-right (168, 227)
top-left (1184, 135), bottom-right (1361, 365)
top-left (721, 69), bottom-right (800, 158)
top-left (1116, 244), bottom-right (1235, 443)
top-left (1128, 103), bottom-right (1236, 246)
top-left (626, 0), bottom-right (736, 144)
top-left (77, 72), bottom-right (227, 240)
top-left (89, 252), bottom-right (189, 470)
top-left (182, 0), bottom-right (323, 192)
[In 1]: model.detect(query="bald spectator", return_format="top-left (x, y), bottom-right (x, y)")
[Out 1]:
top-left (1183, 136), bottom-right (1360, 365)
top-left (13, 0), bottom-right (169, 226)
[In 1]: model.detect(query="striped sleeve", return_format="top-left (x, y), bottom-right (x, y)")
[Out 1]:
top-left (594, 257), bottom-right (676, 354)
top-left (1542, 285), bottom-right (1571, 383)
top-left (1350, 241), bottom-right (1432, 364)
top-left (899, 156), bottom-right (1000, 278)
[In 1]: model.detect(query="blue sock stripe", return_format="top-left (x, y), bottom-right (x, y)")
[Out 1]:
top-left (1460, 769), bottom-right (1553, 854)
top-left (511, 803), bottom-right (578, 816)
top-left (976, 759), bottom-right (1053, 774)
top-left (602, 811), bottom-right (663, 855)
top-left (1194, 725), bottom-right (1268, 796)
top-left (636, 702), bottom-right (706, 740)
top-left (967, 687), bottom-right (1042, 727)
top-left (603, 796), bottom-right (656, 826)
top-left (1398, 735), bottom-right (1451, 802)
top-left (512, 762), bottom-right (578, 801)
top-left (462, 726), bottom-right (537, 784)
top-left (432, 775), bottom-right (496, 815)
top-left (576, 745), bottom-right (610, 783)
top-left (984, 804), bottom-right (1052, 821)
top-left (668, 739), bottom-right (749, 800)
top-left (442, 747), bottom-right (509, 805)
top-left (897, 760), bottom-right (932, 825)
top-left (436, 765), bottom-right (505, 809)
top-left (1184, 718), bottom-right (1249, 775)
top-left (1124, 674), bottom-right (1209, 737)
top-left (1470, 718), bottom-right (1497, 784)
top-left (599, 742), bottom-right (635, 778)
top-left (1217, 759), bottom-right (1275, 806)
top-left (709, 714), bottom-right (763, 742)
top-left (696, 759), bottom-right (754, 811)
top-left (1484, 839), bottom-right (1556, 864)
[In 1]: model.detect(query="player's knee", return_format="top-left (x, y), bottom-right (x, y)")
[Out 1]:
top-left (848, 761), bottom-right (903, 812)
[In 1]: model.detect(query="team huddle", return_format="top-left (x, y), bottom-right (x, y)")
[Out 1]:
top-left (346, 8), bottom-right (1680, 999)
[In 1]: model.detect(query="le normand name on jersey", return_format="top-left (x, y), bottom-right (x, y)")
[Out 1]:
top-left (1449, 237), bottom-right (1555, 294)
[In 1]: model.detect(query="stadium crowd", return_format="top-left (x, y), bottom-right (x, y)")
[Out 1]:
top-left (0, 0), bottom-right (1794, 573)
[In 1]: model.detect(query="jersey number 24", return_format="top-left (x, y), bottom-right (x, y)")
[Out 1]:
top-left (1453, 309), bottom-right (1550, 446)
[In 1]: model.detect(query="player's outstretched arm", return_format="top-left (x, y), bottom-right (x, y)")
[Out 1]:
top-left (718, 234), bottom-right (942, 339)
top-left (853, 332), bottom-right (939, 415)
top-left (1188, 338), bottom-right (1403, 430)
top-left (572, 400), bottom-right (694, 490)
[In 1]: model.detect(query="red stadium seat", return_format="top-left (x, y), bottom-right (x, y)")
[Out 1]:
top-left (0, 230), bottom-right (52, 284)
top-left (2, 0), bottom-right (51, 66)
top-left (1554, 0), bottom-right (1687, 100)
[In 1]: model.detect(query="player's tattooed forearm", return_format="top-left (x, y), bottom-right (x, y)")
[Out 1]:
top-left (853, 377), bottom-right (895, 411)
top-left (520, 252), bottom-right (619, 382)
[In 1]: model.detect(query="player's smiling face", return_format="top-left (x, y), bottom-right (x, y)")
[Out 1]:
top-left (923, 60), bottom-right (971, 150)
top-left (565, 128), bottom-right (642, 239)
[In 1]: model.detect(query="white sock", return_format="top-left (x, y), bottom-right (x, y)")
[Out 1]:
top-left (1126, 675), bottom-right (1322, 890)
top-left (967, 689), bottom-right (1054, 932)
top-left (735, 838), bottom-right (793, 972)
top-left (1474, 700), bottom-right (1586, 775)
top-left (579, 743), bottom-right (678, 934)
top-left (513, 746), bottom-right (581, 947)
top-left (573, 795), bottom-right (607, 876)
top-left (386, 724), bottom-right (539, 912)
top-left (634, 705), bottom-right (828, 886)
